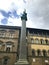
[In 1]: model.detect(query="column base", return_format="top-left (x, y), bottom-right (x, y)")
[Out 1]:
top-left (14, 59), bottom-right (29, 65)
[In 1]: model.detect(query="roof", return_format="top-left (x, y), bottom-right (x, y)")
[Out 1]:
top-left (0, 25), bottom-right (20, 29)
top-left (27, 28), bottom-right (49, 35)
top-left (0, 25), bottom-right (49, 35)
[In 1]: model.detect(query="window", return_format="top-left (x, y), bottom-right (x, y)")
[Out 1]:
top-left (4, 58), bottom-right (8, 65)
top-left (45, 39), bottom-right (48, 44)
top-left (6, 41), bottom-right (13, 52)
top-left (40, 39), bottom-right (44, 44)
top-left (37, 49), bottom-right (41, 56)
top-left (0, 30), bottom-right (6, 37)
top-left (31, 38), bottom-right (34, 43)
top-left (6, 47), bottom-right (10, 52)
top-left (32, 49), bottom-right (35, 56)
top-left (35, 38), bottom-right (39, 44)
top-left (42, 50), bottom-right (47, 56)
top-left (3, 56), bottom-right (9, 65)
top-left (9, 33), bottom-right (13, 38)
top-left (8, 29), bottom-right (15, 38)
top-left (6, 45), bottom-right (12, 52)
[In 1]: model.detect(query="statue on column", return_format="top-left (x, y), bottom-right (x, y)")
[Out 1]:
top-left (21, 9), bottom-right (27, 21)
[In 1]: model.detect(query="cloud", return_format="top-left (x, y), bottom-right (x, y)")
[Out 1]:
top-left (0, 0), bottom-right (26, 12)
top-left (11, 10), bottom-right (20, 18)
top-left (0, 12), bottom-right (4, 20)
top-left (23, 0), bottom-right (27, 3)
top-left (1, 18), bottom-right (8, 24)
top-left (0, 9), bottom-right (20, 24)
top-left (0, 0), bottom-right (26, 25)
top-left (0, 9), bottom-right (20, 18)
top-left (7, 17), bottom-right (22, 26)
top-left (25, 0), bottom-right (49, 29)
top-left (0, 10), bottom-right (11, 18)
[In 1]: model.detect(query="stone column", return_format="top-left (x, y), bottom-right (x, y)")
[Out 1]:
top-left (15, 10), bottom-right (29, 65)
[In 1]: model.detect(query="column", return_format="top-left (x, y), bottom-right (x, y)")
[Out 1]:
top-left (15, 10), bottom-right (29, 65)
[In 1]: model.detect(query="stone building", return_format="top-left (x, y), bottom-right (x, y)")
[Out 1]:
top-left (0, 25), bottom-right (49, 65)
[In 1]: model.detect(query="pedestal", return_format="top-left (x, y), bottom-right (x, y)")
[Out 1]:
top-left (15, 59), bottom-right (29, 65)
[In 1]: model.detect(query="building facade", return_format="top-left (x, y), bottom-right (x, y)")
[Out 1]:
top-left (27, 28), bottom-right (49, 65)
top-left (0, 25), bottom-right (49, 65)
top-left (0, 25), bottom-right (20, 65)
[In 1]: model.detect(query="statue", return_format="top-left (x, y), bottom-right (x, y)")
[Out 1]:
top-left (21, 9), bottom-right (27, 21)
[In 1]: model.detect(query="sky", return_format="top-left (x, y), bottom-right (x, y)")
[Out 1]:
top-left (0, 0), bottom-right (49, 30)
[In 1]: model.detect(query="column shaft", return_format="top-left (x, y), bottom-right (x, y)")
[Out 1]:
top-left (19, 20), bottom-right (27, 59)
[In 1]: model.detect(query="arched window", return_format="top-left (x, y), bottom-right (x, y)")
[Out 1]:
top-left (32, 49), bottom-right (35, 56)
top-left (35, 38), bottom-right (39, 44)
top-left (31, 38), bottom-right (34, 43)
top-left (6, 41), bottom-right (14, 52)
top-left (6, 47), bottom-right (10, 52)
top-left (40, 39), bottom-right (44, 44)
top-left (45, 39), bottom-right (48, 44)
top-left (42, 50), bottom-right (47, 56)
top-left (37, 49), bottom-right (41, 56)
